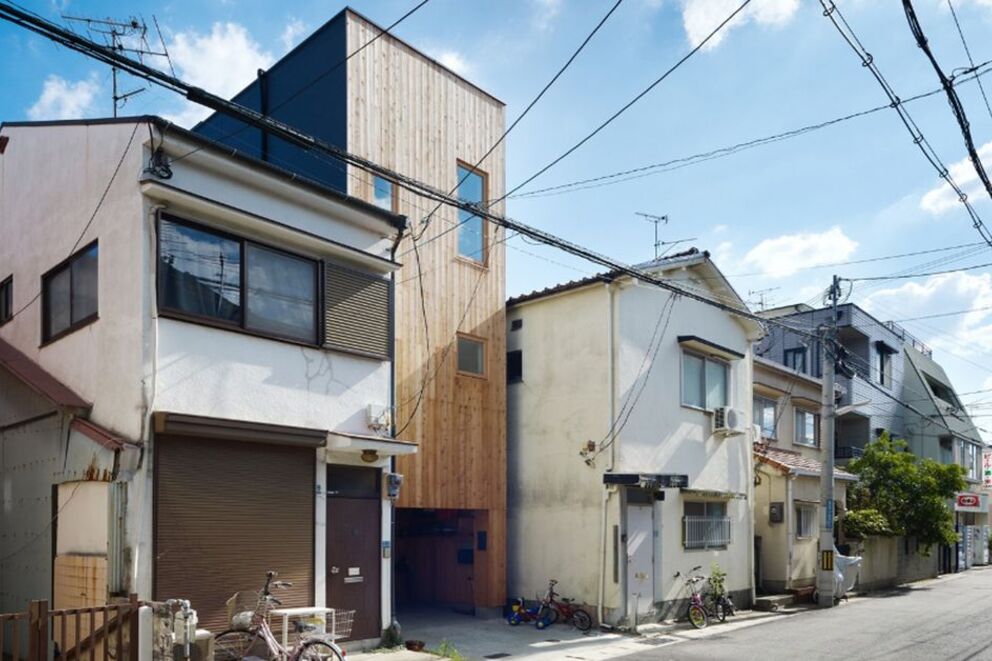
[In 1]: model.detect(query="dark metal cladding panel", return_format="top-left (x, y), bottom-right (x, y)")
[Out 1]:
top-left (324, 262), bottom-right (392, 359)
top-left (154, 436), bottom-right (315, 634)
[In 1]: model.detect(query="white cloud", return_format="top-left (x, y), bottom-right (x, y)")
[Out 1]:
top-left (532, 0), bottom-right (563, 32)
top-left (164, 22), bottom-right (274, 127)
top-left (920, 141), bottom-right (992, 215)
top-left (712, 223), bottom-right (728, 234)
top-left (680, 0), bottom-right (799, 50)
top-left (741, 226), bottom-right (857, 278)
top-left (27, 74), bottom-right (100, 120)
top-left (713, 240), bottom-right (734, 266)
top-left (281, 18), bottom-right (307, 51)
top-left (435, 49), bottom-right (472, 76)
top-left (863, 270), bottom-right (992, 357)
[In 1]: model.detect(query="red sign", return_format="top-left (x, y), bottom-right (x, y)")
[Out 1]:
top-left (957, 493), bottom-right (980, 508)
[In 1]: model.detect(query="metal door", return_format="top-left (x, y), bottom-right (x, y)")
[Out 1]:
top-left (327, 466), bottom-right (381, 642)
top-left (626, 502), bottom-right (655, 621)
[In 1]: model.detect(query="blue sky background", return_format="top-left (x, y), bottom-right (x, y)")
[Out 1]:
top-left (5, 0), bottom-right (992, 432)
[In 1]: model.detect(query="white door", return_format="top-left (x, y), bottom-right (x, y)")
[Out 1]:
top-left (626, 503), bottom-right (655, 621)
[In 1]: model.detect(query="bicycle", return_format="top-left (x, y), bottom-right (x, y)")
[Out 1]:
top-left (213, 571), bottom-right (352, 660)
top-left (536, 580), bottom-right (593, 632)
top-left (674, 566), bottom-right (734, 629)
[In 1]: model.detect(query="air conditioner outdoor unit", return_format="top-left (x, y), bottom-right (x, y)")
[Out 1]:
top-left (713, 407), bottom-right (746, 436)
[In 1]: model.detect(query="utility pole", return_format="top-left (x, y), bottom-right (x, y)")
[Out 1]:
top-left (817, 274), bottom-right (841, 607)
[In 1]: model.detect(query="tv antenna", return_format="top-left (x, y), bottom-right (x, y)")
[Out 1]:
top-left (748, 287), bottom-right (780, 311)
top-left (61, 14), bottom-right (174, 116)
top-left (635, 212), bottom-right (668, 260)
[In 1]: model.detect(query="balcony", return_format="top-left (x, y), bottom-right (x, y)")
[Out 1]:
top-left (835, 445), bottom-right (864, 461)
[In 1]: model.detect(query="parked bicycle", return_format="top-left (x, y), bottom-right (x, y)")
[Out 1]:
top-left (537, 580), bottom-right (593, 632)
top-left (674, 566), bottom-right (734, 629)
top-left (213, 571), bottom-right (353, 661)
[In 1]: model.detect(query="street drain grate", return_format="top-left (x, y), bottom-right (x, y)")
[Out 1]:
top-left (639, 636), bottom-right (678, 646)
top-left (484, 654), bottom-right (512, 659)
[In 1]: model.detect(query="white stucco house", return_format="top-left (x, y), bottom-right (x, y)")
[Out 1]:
top-left (0, 116), bottom-right (415, 645)
top-left (506, 249), bottom-right (764, 626)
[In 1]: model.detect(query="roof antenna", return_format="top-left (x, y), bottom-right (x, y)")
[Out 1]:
top-left (635, 212), bottom-right (668, 260)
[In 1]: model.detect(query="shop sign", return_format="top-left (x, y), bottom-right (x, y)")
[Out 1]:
top-left (954, 492), bottom-right (987, 512)
top-left (983, 450), bottom-right (992, 489)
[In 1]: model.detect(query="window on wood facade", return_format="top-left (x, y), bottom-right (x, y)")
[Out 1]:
top-left (372, 175), bottom-right (395, 212)
top-left (683, 501), bottom-right (730, 550)
top-left (0, 275), bottom-right (11, 325)
top-left (43, 242), bottom-right (98, 342)
top-left (681, 351), bottom-right (728, 410)
top-left (456, 163), bottom-right (486, 262)
top-left (794, 409), bottom-right (819, 447)
top-left (795, 503), bottom-right (816, 539)
top-left (753, 395), bottom-right (777, 439)
top-left (507, 350), bottom-right (522, 383)
top-left (457, 335), bottom-right (485, 376)
top-left (158, 215), bottom-right (318, 344)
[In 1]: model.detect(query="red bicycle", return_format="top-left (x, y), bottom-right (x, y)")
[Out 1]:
top-left (537, 580), bottom-right (593, 632)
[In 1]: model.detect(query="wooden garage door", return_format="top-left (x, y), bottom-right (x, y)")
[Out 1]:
top-left (154, 435), bottom-right (314, 634)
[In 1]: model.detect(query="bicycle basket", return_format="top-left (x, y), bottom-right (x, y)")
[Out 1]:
top-left (225, 591), bottom-right (262, 630)
top-left (327, 610), bottom-right (355, 641)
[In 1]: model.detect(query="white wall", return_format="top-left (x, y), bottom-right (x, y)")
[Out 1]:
top-left (56, 482), bottom-right (109, 555)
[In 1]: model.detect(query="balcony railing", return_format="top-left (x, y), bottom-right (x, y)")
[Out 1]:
top-left (835, 446), bottom-right (865, 460)
top-left (683, 516), bottom-right (732, 549)
top-left (884, 321), bottom-right (933, 357)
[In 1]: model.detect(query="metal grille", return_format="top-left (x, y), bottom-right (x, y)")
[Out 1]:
top-left (323, 262), bottom-right (391, 359)
top-left (683, 516), bottom-right (732, 550)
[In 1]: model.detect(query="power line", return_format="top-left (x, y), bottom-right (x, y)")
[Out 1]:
top-left (510, 61), bottom-right (992, 199)
top-left (820, 0), bottom-right (992, 248)
top-left (891, 305), bottom-right (992, 322)
top-left (946, 0), bottom-right (992, 126)
top-left (844, 259), bottom-right (992, 282)
top-left (171, 0), bottom-right (432, 165)
top-left (413, 0), bottom-right (626, 239)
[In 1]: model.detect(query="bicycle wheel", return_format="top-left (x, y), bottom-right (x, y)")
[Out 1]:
top-left (687, 604), bottom-right (708, 629)
top-left (713, 600), bottom-right (727, 623)
top-left (213, 630), bottom-right (265, 660)
top-left (570, 608), bottom-right (593, 632)
top-left (536, 605), bottom-right (559, 625)
top-left (296, 639), bottom-right (345, 661)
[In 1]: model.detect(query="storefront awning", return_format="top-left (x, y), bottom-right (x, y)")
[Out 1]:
top-left (326, 430), bottom-right (418, 457)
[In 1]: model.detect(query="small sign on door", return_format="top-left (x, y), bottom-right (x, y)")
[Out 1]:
top-left (348, 567), bottom-right (360, 576)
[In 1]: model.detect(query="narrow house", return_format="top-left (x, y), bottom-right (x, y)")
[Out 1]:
top-left (752, 356), bottom-right (855, 596)
top-left (506, 249), bottom-right (763, 626)
top-left (0, 116), bottom-right (413, 645)
top-left (194, 7), bottom-right (509, 615)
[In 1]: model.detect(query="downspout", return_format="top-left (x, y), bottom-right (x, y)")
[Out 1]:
top-left (597, 281), bottom-right (617, 627)
top-left (785, 473), bottom-right (795, 591)
top-left (387, 220), bottom-right (405, 632)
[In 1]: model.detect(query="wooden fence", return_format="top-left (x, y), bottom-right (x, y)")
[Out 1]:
top-left (1, 595), bottom-right (140, 661)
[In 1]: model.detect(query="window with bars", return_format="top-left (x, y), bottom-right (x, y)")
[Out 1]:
top-left (683, 501), bottom-right (731, 550)
top-left (795, 503), bottom-right (816, 539)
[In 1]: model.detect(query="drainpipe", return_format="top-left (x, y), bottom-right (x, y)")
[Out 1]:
top-left (597, 281), bottom-right (617, 627)
top-left (388, 222), bottom-right (404, 632)
top-left (785, 473), bottom-right (794, 591)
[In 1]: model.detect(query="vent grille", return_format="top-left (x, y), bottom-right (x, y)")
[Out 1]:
top-left (324, 262), bottom-right (392, 359)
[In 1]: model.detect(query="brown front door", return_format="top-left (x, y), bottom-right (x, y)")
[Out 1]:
top-left (327, 466), bottom-right (381, 642)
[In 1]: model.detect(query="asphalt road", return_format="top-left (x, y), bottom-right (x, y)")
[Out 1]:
top-left (632, 568), bottom-right (992, 661)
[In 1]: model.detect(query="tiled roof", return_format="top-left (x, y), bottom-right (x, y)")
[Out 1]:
top-left (506, 248), bottom-right (704, 306)
top-left (0, 337), bottom-right (89, 411)
top-left (755, 444), bottom-right (857, 481)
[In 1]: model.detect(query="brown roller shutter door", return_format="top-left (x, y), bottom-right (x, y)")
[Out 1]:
top-left (154, 435), bottom-right (314, 634)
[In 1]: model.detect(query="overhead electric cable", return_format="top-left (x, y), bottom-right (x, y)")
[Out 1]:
top-left (891, 305), bottom-right (992, 322)
top-left (947, 0), bottom-right (992, 125)
top-left (845, 260), bottom-right (992, 282)
top-left (820, 0), bottom-right (992, 248)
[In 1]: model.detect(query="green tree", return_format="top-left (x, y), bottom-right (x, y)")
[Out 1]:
top-left (846, 433), bottom-right (965, 552)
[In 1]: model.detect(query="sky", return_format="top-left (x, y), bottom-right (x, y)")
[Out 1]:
top-left (4, 0), bottom-right (992, 436)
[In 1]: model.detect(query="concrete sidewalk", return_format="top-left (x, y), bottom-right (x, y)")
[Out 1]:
top-left (348, 607), bottom-right (791, 661)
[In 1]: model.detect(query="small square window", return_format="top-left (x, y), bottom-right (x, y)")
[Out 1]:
top-left (457, 335), bottom-right (485, 376)
top-left (784, 347), bottom-right (806, 373)
top-left (795, 503), bottom-right (816, 539)
top-left (681, 351), bottom-right (729, 410)
top-left (795, 409), bottom-right (819, 448)
top-left (372, 175), bottom-right (395, 212)
top-left (753, 396), bottom-right (777, 439)
top-left (0, 275), bottom-right (11, 325)
top-left (42, 242), bottom-right (99, 342)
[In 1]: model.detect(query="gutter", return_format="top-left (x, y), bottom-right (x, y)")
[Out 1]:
top-left (387, 224), bottom-right (405, 633)
top-left (598, 281), bottom-right (617, 628)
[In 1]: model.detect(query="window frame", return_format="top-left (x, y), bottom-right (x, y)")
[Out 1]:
top-left (877, 349), bottom-right (892, 388)
top-left (753, 394), bottom-right (778, 440)
top-left (455, 160), bottom-right (489, 266)
top-left (680, 350), bottom-right (730, 412)
top-left (371, 174), bottom-right (398, 214)
top-left (41, 240), bottom-right (99, 345)
top-left (795, 502), bottom-right (816, 539)
top-left (682, 500), bottom-right (731, 550)
top-left (156, 213), bottom-right (322, 348)
top-left (794, 408), bottom-right (819, 448)
top-left (456, 332), bottom-right (487, 379)
top-left (784, 347), bottom-right (806, 373)
top-left (0, 275), bottom-right (11, 326)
